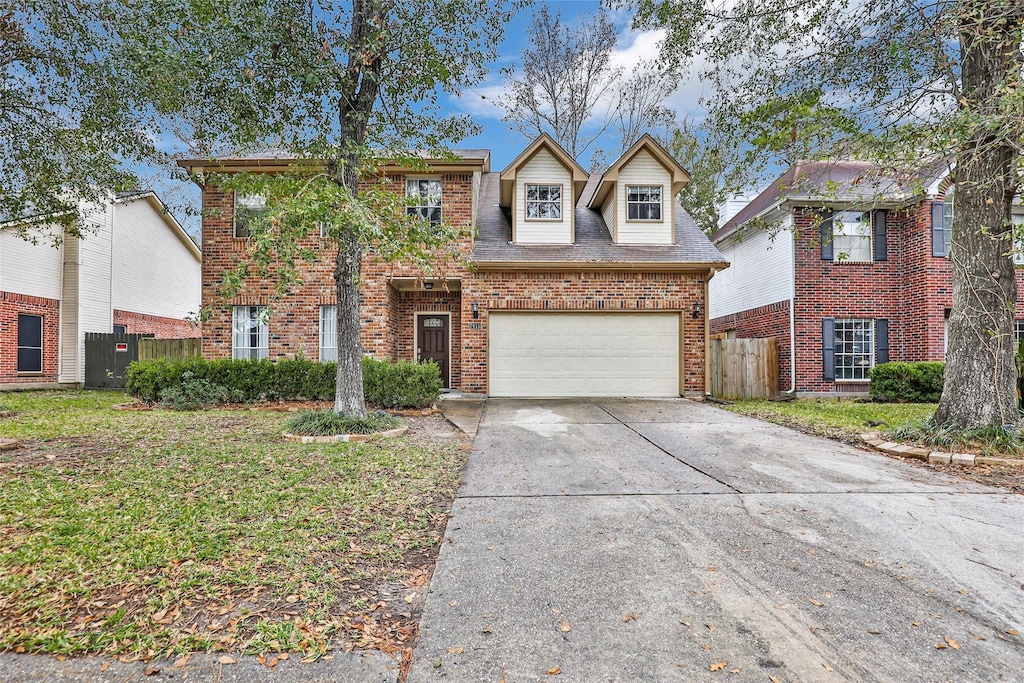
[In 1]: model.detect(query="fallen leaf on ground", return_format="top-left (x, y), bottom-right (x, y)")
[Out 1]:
top-left (560, 618), bottom-right (571, 632)
top-left (868, 629), bottom-right (881, 634)
top-left (622, 613), bottom-right (637, 623)
top-left (546, 665), bottom-right (561, 675)
top-left (99, 662), bottom-right (111, 673)
top-left (447, 647), bottom-right (464, 655)
top-left (171, 656), bottom-right (190, 669)
top-left (912, 621), bottom-right (921, 627)
top-left (809, 599), bottom-right (824, 607)
top-left (970, 633), bottom-right (987, 641)
top-left (706, 623), bottom-right (717, 631)
top-left (1007, 630), bottom-right (1020, 636)
top-left (279, 653), bottom-right (288, 660)
top-left (267, 657), bottom-right (278, 668)
top-left (822, 663), bottom-right (835, 672)
top-left (709, 661), bottom-right (727, 671)
top-left (143, 667), bottom-right (160, 676)
top-left (218, 656), bottom-right (236, 665)
top-left (770, 676), bottom-right (781, 683)
top-left (945, 637), bottom-right (960, 650)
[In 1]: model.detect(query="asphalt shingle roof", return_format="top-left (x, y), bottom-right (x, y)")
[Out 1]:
top-left (472, 173), bottom-right (727, 266)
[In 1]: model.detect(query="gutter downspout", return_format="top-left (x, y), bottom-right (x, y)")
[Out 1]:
top-left (789, 222), bottom-right (797, 394)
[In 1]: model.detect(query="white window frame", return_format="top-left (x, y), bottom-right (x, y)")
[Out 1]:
top-left (1012, 213), bottom-right (1024, 265)
top-left (233, 192), bottom-right (267, 239)
top-left (834, 318), bottom-right (874, 382)
top-left (320, 305), bottom-right (337, 363)
top-left (1014, 320), bottom-right (1024, 343)
top-left (406, 178), bottom-right (442, 224)
top-left (626, 185), bottom-right (663, 221)
top-left (232, 306), bottom-right (269, 360)
top-left (17, 313), bottom-right (44, 373)
top-left (525, 184), bottom-right (563, 221)
top-left (832, 210), bottom-right (872, 263)
top-left (942, 189), bottom-right (954, 256)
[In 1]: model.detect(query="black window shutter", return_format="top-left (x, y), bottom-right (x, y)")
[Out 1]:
top-left (820, 211), bottom-right (834, 261)
top-left (822, 318), bottom-right (836, 382)
top-left (873, 210), bottom-right (888, 261)
top-left (875, 319), bottom-right (890, 365)
top-left (931, 202), bottom-right (946, 257)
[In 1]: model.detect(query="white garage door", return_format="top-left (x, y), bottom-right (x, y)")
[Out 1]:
top-left (488, 312), bottom-right (680, 397)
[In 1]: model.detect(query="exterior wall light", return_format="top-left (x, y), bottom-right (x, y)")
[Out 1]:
top-left (692, 300), bottom-right (703, 319)
top-left (472, 302), bottom-right (480, 319)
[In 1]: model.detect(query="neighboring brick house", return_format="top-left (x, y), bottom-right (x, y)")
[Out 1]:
top-left (181, 134), bottom-right (728, 398)
top-left (708, 160), bottom-right (1024, 396)
top-left (0, 192), bottom-right (202, 389)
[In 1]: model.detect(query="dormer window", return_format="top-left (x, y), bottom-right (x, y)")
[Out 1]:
top-left (525, 184), bottom-right (562, 220)
top-left (626, 185), bottom-right (662, 221)
top-left (407, 178), bottom-right (442, 224)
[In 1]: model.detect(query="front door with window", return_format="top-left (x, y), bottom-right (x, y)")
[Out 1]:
top-left (417, 315), bottom-right (450, 388)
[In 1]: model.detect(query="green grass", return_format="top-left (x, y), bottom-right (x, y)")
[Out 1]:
top-left (721, 398), bottom-right (937, 442)
top-left (0, 390), bottom-right (466, 659)
top-left (285, 410), bottom-right (401, 436)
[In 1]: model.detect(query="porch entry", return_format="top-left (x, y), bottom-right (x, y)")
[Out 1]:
top-left (416, 314), bottom-right (450, 388)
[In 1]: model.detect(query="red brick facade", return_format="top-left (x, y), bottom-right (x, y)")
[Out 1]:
top-left (0, 291), bottom-right (61, 384)
top-left (113, 310), bottom-right (201, 339)
top-left (199, 175), bottom-right (712, 395)
top-left (713, 192), bottom-right (1024, 394)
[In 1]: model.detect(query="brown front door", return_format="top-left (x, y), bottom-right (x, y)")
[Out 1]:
top-left (417, 315), bottom-right (450, 387)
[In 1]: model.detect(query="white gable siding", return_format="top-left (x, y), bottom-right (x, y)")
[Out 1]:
top-left (616, 150), bottom-right (673, 244)
top-left (76, 208), bottom-right (114, 383)
top-left (59, 236), bottom-right (80, 384)
top-left (111, 198), bottom-right (200, 319)
top-left (514, 148), bottom-right (572, 244)
top-left (0, 226), bottom-right (64, 300)
top-left (601, 194), bottom-right (616, 241)
top-left (709, 217), bottom-right (794, 319)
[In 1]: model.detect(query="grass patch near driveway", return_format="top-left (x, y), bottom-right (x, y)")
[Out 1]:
top-left (721, 399), bottom-right (937, 443)
top-left (0, 391), bottom-right (467, 662)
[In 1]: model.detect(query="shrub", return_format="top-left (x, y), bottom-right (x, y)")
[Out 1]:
top-left (869, 361), bottom-right (945, 402)
top-left (159, 371), bottom-right (241, 410)
top-left (126, 356), bottom-right (442, 408)
top-left (285, 410), bottom-right (401, 436)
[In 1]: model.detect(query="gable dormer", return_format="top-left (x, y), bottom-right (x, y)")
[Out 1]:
top-left (587, 135), bottom-right (690, 245)
top-left (499, 134), bottom-right (589, 244)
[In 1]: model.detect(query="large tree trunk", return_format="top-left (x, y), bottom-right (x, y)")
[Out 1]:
top-left (934, 1), bottom-right (1022, 428)
top-left (334, 216), bottom-right (367, 418)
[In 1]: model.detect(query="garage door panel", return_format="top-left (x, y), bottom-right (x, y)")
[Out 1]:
top-left (488, 312), bottom-right (680, 397)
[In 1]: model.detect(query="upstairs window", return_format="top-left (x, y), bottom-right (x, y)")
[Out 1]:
top-left (832, 211), bottom-right (872, 262)
top-left (1012, 213), bottom-right (1024, 265)
top-left (232, 306), bottom-right (268, 360)
top-left (932, 188), bottom-right (953, 257)
top-left (407, 179), bottom-right (442, 224)
top-left (525, 184), bottom-right (562, 220)
top-left (17, 314), bottom-right (43, 373)
top-left (234, 193), bottom-right (268, 239)
top-left (626, 185), bottom-right (662, 221)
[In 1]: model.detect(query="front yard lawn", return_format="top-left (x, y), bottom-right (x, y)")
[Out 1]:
top-left (0, 391), bottom-right (467, 663)
top-left (721, 398), bottom-right (937, 443)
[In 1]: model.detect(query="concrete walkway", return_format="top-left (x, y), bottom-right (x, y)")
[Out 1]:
top-left (409, 399), bottom-right (1024, 682)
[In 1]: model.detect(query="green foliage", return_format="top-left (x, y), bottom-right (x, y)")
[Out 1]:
top-left (127, 356), bottom-right (442, 409)
top-left (869, 362), bottom-right (945, 403)
top-left (158, 371), bottom-right (241, 410)
top-left (285, 410), bottom-right (401, 436)
top-left (889, 419), bottom-right (1024, 457)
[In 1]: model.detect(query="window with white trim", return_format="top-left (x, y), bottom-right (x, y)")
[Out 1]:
top-left (320, 305), bottom-right (337, 363)
top-left (942, 188), bottom-right (954, 256)
top-left (626, 185), bottom-right (662, 221)
top-left (525, 184), bottom-right (562, 220)
top-left (234, 193), bottom-right (268, 238)
top-left (232, 306), bottom-right (269, 360)
top-left (832, 211), bottom-right (872, 262)
top-left (834, 319), bottom-right (874, 381)
top-left (17, 314), bottom-right (43, 373)
top-left (1012, 213), bottom-right (1024, 265)
top-left (1015, 320), bottom-right (1024, 342)
top-left (406, 179), bottom-right (442, 224)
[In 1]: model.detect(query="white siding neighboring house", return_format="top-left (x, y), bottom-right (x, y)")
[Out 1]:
top-left (709, 216), bottom-right (795, 320)
top-left (0, 192), bottom-right (201, 389)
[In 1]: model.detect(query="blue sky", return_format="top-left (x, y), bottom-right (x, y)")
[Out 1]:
top-left (161, 1), bottom-right (701, 238)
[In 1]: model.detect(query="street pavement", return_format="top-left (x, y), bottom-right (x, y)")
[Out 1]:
top-left (410, 399), bottom-right (1024, 682)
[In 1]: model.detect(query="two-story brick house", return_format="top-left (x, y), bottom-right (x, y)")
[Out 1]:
top-left (708, 160), bottom-right (1024, 395)
top-left (181, 134), bottom-right (728, 398)
top-left (1, 192), bottom-right (202, 389)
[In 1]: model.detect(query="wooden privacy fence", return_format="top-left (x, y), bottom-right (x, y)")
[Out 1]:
top-left (139, 337), bottom-right (202, 362)
top-left (709, 337), bottom-right (779, 400)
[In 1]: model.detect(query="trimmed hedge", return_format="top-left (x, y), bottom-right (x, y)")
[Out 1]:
top-left (868, 361), bottom-right (944, 402)
top-left (126, 356), bottom-right (442, 409)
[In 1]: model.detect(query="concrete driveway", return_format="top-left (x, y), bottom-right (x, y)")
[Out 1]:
top-left (410, 399), bottom-right (1024, 682)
